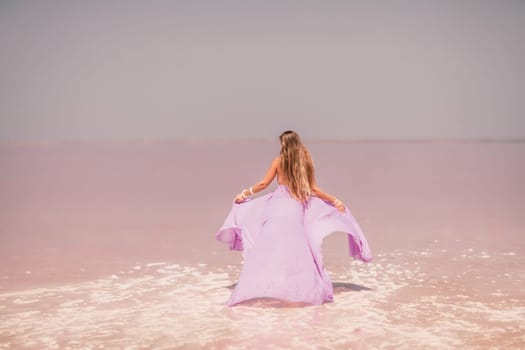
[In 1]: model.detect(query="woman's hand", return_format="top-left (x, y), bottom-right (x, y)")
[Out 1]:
top-left (335, 201), bottom-right (346, 213)
top-left (234, 192), bottom-right (246, 203)
top-left (332, 198), bottom-right (346, 213)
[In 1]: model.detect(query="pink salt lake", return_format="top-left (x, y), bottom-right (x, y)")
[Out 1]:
top-left (0, 139), bottom-right (523, 349)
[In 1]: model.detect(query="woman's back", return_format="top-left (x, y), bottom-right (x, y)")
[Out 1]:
top-left (275, 156), bottom-right (289, 187)
top-left (216, 130), bottom-right (373, 306)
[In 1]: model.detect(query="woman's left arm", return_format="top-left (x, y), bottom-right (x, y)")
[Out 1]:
top-left (234, 156), bottom-right (279, 203)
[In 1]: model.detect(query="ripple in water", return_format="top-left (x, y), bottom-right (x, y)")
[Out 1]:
top-left (0, 250), bottom-right (524, 349)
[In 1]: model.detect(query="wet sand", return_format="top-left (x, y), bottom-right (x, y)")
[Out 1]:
top-left (0, 140), bottom-right (524, 349)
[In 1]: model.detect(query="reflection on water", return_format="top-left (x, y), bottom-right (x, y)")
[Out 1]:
top-left (1, 248), bottom-right (523, 349)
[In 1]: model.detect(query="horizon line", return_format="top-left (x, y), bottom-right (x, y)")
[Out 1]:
top-left (1, 137), bottom-right (524, 147)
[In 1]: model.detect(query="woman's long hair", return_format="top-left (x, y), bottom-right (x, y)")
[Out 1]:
top-left (279, 130), bottom-right (315, 204)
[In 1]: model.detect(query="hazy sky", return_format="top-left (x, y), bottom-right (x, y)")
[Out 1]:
top-left (0, 0), bottom-right (524, 141)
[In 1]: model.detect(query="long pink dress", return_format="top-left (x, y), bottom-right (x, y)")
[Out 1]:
top-left (216, 181), bottom-right (372, 306)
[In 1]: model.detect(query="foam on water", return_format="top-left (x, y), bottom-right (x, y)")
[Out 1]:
top-left (0, 249), bottom-right (523, 349)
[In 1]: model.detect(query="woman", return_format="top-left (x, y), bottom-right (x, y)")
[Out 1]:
top-left (216, 130), bottom-right (372, 306)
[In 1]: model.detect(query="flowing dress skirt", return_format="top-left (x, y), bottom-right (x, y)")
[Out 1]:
top-left (216, 184), bottom-right (372, 306)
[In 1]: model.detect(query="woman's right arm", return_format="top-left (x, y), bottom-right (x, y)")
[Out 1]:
top-left (306, 149), bottom-right (346, 212)
top-left (311, 180), bottom-right (336, 204)
top-left (311, 177), bottom-right (346, 212)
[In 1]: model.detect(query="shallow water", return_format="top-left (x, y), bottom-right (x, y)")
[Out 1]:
top-left (0, 140), bottom-right (524, 349)
top-left (1, 248), bottom-right (523, 349)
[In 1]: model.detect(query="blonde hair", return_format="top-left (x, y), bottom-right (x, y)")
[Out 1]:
top-left (279, 130), bottom-right (315, 204)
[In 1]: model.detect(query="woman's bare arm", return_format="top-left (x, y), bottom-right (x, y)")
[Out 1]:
top-left (304, 149), bottom-right (342, 206)
top-left (311, 173), bottom-right (346, 212)
top-left (250, 156), bottom-right (280, 193)
top-left (311, 179), bottom-right (337, 204)
top-left (234, 156), bottom-right (279, 203)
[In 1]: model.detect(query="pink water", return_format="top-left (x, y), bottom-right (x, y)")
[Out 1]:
top-left (1, 140), bottom-right (524, 349)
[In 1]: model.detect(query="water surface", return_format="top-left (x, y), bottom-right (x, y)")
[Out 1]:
top-left (0, 140), bottom-right (524, 348)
